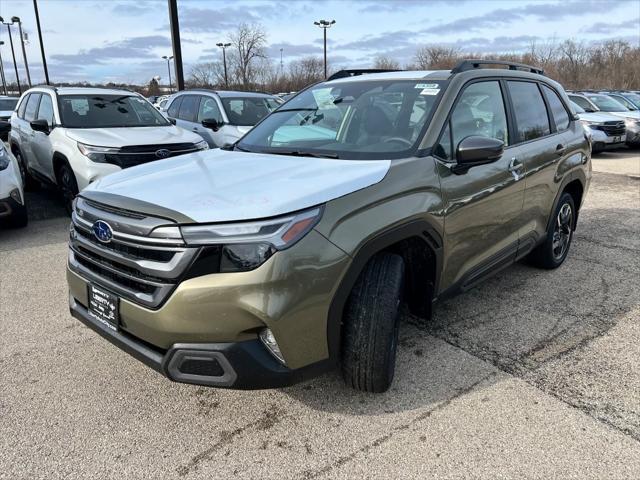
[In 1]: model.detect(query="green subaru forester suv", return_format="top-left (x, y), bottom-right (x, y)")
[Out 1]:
top-left (67, 60), bottom-right (591, 392)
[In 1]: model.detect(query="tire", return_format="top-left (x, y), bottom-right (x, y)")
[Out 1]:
top-left (56, 161), bottom-right (79, 216)
top-left (341, 252), bottom-right (405, 393)
top-left (527, 192), bottom-right (576, 269)
top-left (14, 149), bottom-right (39, 191)
top-left (8, 202), bottom-right (28, 228)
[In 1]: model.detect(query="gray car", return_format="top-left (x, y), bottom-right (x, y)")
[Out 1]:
top-left (165, 90), bottom-right (281, 148)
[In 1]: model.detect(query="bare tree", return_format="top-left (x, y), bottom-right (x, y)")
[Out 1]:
top-left (228, 23), bottom-right (268, 88)
top-left (414, 46), bottom-right (461, 69)
top-left (187, 62), bottom-right (225, 88)
top-left (373, 55), bottom-right (400, 70)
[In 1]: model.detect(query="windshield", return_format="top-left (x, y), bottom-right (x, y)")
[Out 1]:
top-left (58, 94), bottom-right (170, 128)
top-left (570, 101), bottom-right (585, 114)
top-left (0, 98), bottom-right (18, 111)
top-left (237, 80), bottom-right (444, 159)
top-left (585, 95), bottom-right (628, 112)
top-left (608, 94), bottom-right (638, 110)
top-left (221, 97), bottom-right (280, 126)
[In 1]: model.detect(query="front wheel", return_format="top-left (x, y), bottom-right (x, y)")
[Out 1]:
top-left (341, 252), bottom-right (405, 393)
top-left (14, 150), bottom-right (39, 191)
top-left (57, 162), bottom-right (79, 216)
top-left (527, 192), bottom-right (575, 269)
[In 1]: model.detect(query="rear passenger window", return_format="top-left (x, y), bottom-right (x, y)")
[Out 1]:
top-left (508, 81), bottom-right (550, 142)
top-left (198, 97), bottom-right (222, 123)
top-left (178, 95), bottom-right (199, 122)
top-left (542, 85), bottom-right (570, 131)
top-left (18, 94), bottom-right (30, 118)
top-left (24, 93), bottom-right (42, 122)
top-left (167, 96), bottom-right (182, 118)
top-left (436, 81), bottom-right (508, 161)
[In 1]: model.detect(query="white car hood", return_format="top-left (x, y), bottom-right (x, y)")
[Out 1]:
top-left (65, 125), bottom-right (202, 147)
top-left (577, 111), bottom-right (626, 122)
top-left (607, 111), bottom-right (640, 120)
top-left (85, 149), bottom-right (391, 223)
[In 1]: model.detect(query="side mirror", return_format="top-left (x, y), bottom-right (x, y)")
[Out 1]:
top-left (202, 118), bottom-right (222, 132)
top-left (584, 107), bottom-right (596, 113)
top-left (453, 136), bottom-right (504, 174)
top-left (168, 117), bottom-right (177, 125)
top-left (30, 119), bottom-right (50, 135)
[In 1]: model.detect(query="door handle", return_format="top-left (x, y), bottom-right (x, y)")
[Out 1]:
top-left (555, 144), bottom-right (565, 156)
top-left (508, 157), bottom-right (523, 172)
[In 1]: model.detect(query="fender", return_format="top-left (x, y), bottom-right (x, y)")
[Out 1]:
top-left (545, 166), bottom-right (586, 234)
top-left (325, 219), bottom-right (443, 364)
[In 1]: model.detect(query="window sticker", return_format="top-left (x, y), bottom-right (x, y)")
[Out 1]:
top-left (420, 88), bottom-right (440, 96)
top-left (312, 88), bottom-right (336, 108)
top-left (69, 98), bottom-right (89, 115)
top-left (415, 83), bottom-right (439, 89)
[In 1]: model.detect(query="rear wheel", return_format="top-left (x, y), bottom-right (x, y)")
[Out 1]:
top-left (527, 192), bottom-right (575, 269)
top-left (341, 252), bottom-right (405, 393)
top-left (14, 149), bottom-right (39, 191)
top-left (56, 162), bottom-right (78, 216)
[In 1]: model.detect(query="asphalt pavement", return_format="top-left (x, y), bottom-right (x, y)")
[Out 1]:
top-left (1, 149), bottom-right (639, 479)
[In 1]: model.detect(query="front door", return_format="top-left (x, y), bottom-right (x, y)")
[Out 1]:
top-left (435, 80), bottom-right (526, 292)
top-left (31, 93), bottom-right (56, 180)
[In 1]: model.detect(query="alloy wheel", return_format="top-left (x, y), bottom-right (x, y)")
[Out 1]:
top-left (552, 203), bottom-right (573, 260)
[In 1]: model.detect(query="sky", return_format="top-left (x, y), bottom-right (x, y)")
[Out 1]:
top-left (0, 0), bottom-right (638, 85)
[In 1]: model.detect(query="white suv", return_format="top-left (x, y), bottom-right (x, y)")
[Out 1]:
top-left (10, 87), bottom-right (208, 212)
top-left (165, 90), bottom-right (281, 148)
top-left (0, 142), bottom-right (27, 227)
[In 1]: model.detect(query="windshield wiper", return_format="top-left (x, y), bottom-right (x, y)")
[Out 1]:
top-left (268, 150), bottom-right (340, 159)
top-left (273, 108), bottom-right (318, 113)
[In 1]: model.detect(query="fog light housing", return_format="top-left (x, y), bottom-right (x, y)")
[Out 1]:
top-left (9, 188), bottom-right (23, 205)
top-left (259, 328), bottom-right (285, 364)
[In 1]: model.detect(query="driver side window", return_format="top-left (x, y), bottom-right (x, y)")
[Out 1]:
top-left (435, 81), bottom-right (508, 161)
top-left (198, 97), bottom-right (222, 123)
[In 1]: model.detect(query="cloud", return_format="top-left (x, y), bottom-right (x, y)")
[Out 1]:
top-left (582, 18), bottom-right (640, 34)
top-left (50, 35), bottom-right (171, 66)
top-left (356, 0), bottom-right (470, 14)
top-left (265, 42), bottom-right (323, 58)
top-left (340, 30), bottom-right (416, 51)
top-left (422, 0), bottom-right (613, 34)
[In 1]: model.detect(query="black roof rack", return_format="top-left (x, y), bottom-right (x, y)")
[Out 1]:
top-left (451, 59), bottom-right (544, 76)
top-left (327, 69), bottom-right (402, 81)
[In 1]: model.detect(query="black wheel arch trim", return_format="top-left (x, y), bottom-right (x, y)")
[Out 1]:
top-left (326, 219), bottom-right (443, 364)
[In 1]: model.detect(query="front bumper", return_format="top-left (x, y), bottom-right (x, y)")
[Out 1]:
top-left (69, 294), bottom-right (331, 389)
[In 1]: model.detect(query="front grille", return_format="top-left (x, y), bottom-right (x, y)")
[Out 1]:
top-left (596, 121), bottom-right (626, 137)
top-left (69, 201), bottom-right (199, 309)
top-left (104, 143), bottom-right (199, 168)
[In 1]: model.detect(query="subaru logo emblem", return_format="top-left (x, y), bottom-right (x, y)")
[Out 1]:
top-left (92, 220), bottom-right (113, 243)
top-left (155, 149), bottom-right (171, 159)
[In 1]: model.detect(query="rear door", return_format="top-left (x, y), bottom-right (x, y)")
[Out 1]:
top-left (19, 93), bottom-right (42, 175)
top-left (506, 81), bottom-right (573, 256)
top-left (174, 94), bottom-right (200, 136)
top-left (436, 80), bottom-right (526, 291)
top-left (31, 93), bottom-right (56, 180)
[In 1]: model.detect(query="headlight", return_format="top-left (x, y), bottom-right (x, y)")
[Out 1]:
top-left (0, 146), bottom-right (9, 170)
top-left (77, 142), bottom-right (120, 163)
top-left (181, 207), bottom-right (323, 272)
top-left (194, 140), bottom-right (209, 150)
top-left (624, 118), bottom-right (640, 128)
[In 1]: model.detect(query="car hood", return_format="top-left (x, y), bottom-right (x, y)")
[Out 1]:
top-left (64, 125), bottom-right (202, 147)
top-left (577, 112), bottom-right (625, 122)
top-left (83, 149), bottom-right (391, 223)
top-left (606, 111), bottom-right (640, 120)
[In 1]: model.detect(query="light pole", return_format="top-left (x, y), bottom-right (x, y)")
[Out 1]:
top-left (162, 55), bottom-right (173, 92)
top-left (12, 17), bottom-right (32, 87)
top-left (33, 0), bottom-right (50, 85)
top-left (280, 47), bottom-right (284, 76)
top-left (216, 42), bottom-right (231, 88)
top-left (167, 0), bottom-right (184, 91)
top-left (0, 17), bottom-right (21, 94)
top-left (314, 19), bottom-right (335, 79)
top-left (0, 41), bottom-right (7, 95)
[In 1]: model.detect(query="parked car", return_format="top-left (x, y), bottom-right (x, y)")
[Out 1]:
top-left (67, 61), bottom-right (590, 393)
top-left (569, 100), bottom-right (626, 152)
top-left (0, 141), bottom-right (27, 228)
top-left (600, 91), bottom-right (640, 110)
top-left (568, 92), bottom-right (640, 146)
top-left (9, 86), bottom-right (208, 213)
top-left (165, 90), bottom-right (281, 147)
top-left (0, 96), bottom-right (19, 141)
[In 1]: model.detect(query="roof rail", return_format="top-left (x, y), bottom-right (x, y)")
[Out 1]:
top-left (451, 59), bottom-right (544, 76)
top-left (327, 69), bottom-right (402, 81)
